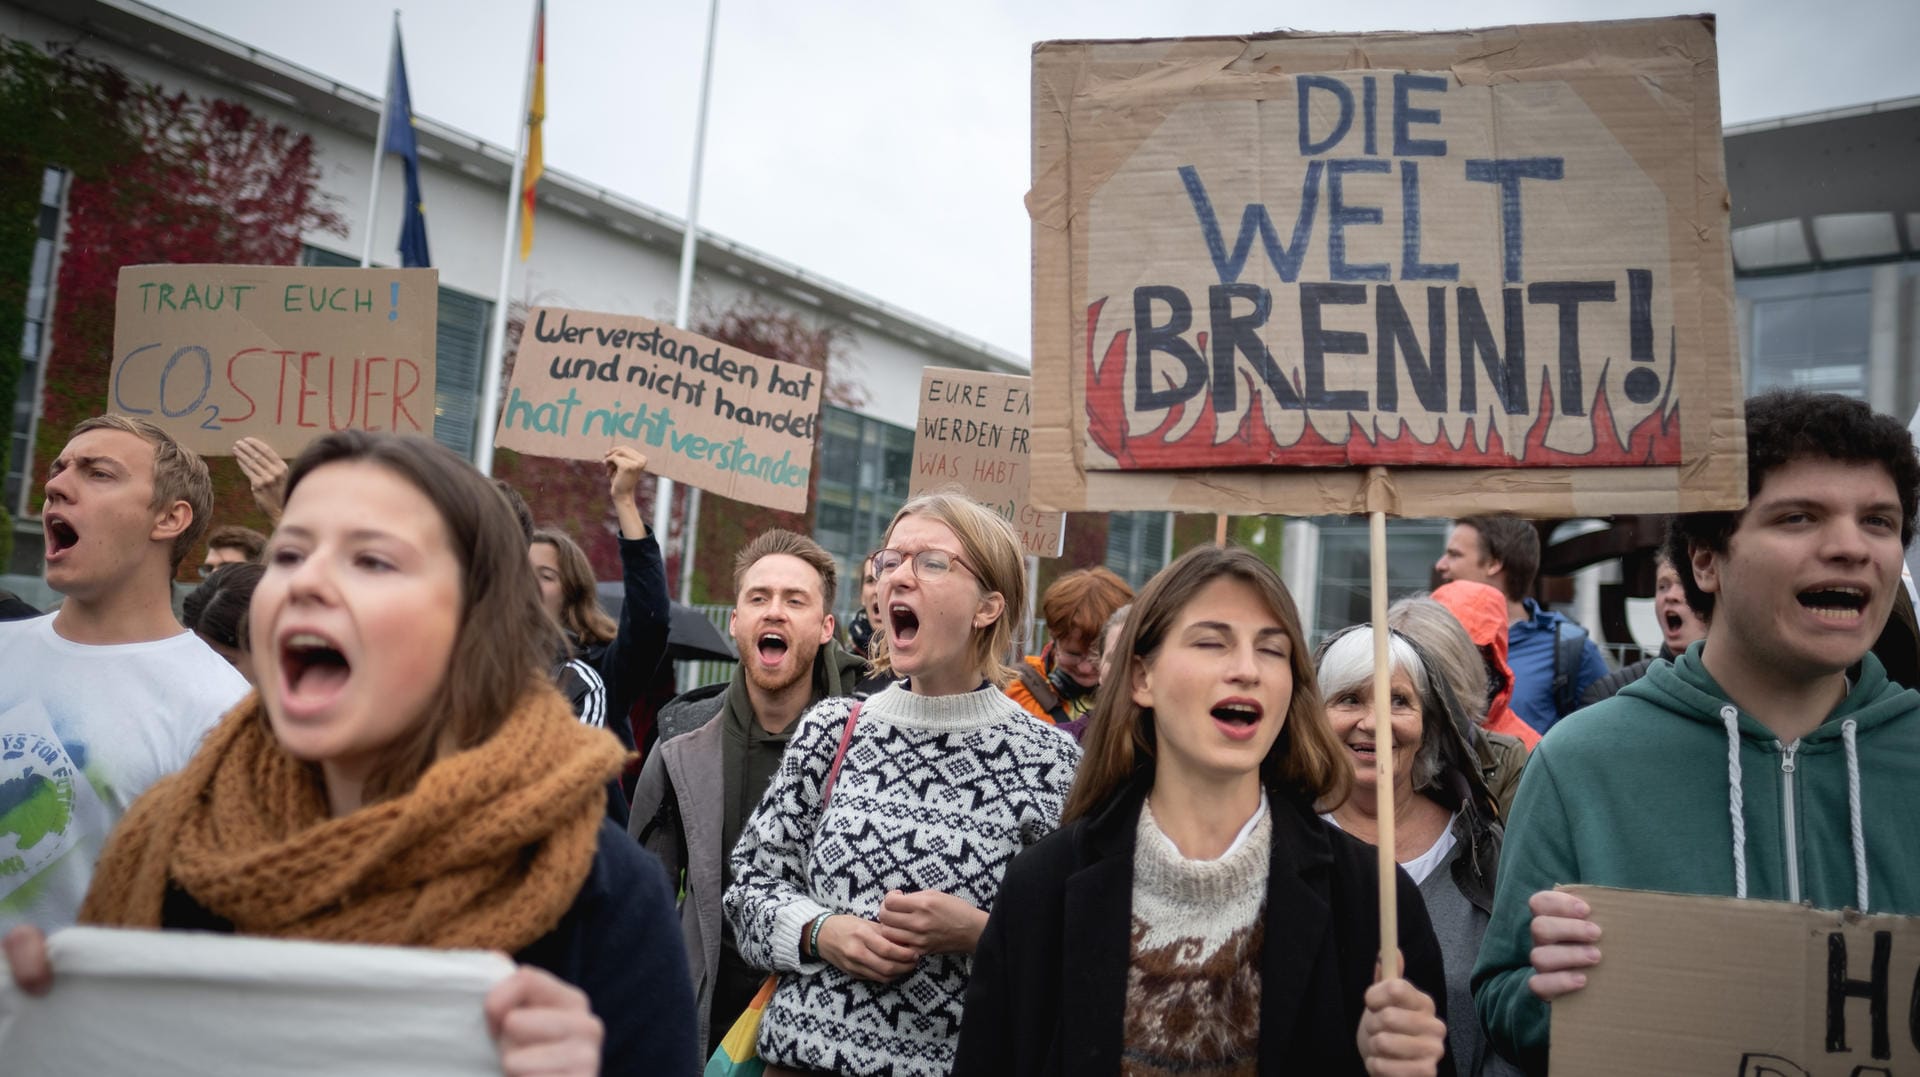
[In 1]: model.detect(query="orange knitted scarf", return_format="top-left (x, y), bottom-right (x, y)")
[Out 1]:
top-left (80, 684), bottom-right (623, 953)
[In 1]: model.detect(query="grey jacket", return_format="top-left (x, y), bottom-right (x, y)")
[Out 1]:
top-left (627, 643), bottom-right (867, 1050)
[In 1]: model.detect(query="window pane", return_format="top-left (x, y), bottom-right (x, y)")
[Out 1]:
top-left (1811, 291), bottom-right (1871, 360)
top-left (1753, 298), bottom-right (1810, 360)
top-left (1311, 517), bottom-right (1449, 641)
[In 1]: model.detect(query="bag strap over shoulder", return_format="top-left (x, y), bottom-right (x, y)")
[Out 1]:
top-left (821, 701), bottom-right (863, 807)
top-left (1016, 664), bottom-right (1069, 723)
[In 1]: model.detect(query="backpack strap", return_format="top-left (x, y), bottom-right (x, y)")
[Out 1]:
top-left (1551, 620), bottom-right (1589, 717)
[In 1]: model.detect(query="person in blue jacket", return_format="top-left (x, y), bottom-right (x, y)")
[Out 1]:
top-left (1436, 514), bottom-right (1607, 733)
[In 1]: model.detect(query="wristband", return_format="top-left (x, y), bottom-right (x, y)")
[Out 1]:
top-left (806, 913), bottom-right (830, 960)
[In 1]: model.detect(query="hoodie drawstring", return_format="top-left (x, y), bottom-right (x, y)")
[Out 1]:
top-left (1721, 705), bottom-right (1747, 899)
top-left (1842, 718), bottom-right (1868, 912)
top-left (1723, 705), bottom-right (1872, 911)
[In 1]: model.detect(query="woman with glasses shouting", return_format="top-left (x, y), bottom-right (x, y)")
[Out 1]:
top-left (723, 493), bottom-right (1082, 1077)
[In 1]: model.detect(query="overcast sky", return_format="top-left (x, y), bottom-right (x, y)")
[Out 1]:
top-left (143, 0), bottom-right (1920, 358)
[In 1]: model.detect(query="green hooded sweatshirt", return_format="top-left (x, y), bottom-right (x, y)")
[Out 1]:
top-left (1472, 642), bottom-right (1920, 1072)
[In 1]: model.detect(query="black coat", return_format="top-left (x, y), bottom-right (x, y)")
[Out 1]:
top-left (955, 772), bottom-right (1455, 1077)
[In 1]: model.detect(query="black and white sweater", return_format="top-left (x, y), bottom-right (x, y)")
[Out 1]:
top-left (723, 682), bottom-right (1081, 1077)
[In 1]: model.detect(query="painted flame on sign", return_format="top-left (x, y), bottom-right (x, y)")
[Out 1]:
top-left (1083, 298), bottom-right (1681, 471)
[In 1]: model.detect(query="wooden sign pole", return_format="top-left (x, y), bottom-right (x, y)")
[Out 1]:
top-left (1214, 514), bottom-right (1229, 547)
top-left (1367, 468), bottom-right (1399, 978)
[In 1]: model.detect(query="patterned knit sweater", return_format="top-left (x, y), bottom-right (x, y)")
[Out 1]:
top-left (723, 683), bottom-right (1081, 1077)
top-left (1124, 797), bottom-right (1271, 1077)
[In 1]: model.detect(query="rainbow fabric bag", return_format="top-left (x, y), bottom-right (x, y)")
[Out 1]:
top-left (703, 974), bottom-right (776, 1077)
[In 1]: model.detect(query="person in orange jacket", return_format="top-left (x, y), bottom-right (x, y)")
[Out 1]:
top-left (1432, 580), bottom-right (1540, 752)
top-left (1007, 567), bottom-right (1133, 725)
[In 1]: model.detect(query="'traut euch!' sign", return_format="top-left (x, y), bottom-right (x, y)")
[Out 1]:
top-left (1030, 17), bottom-right (1746, 518)
top-left (111, 265), bottom-right (439, 456)
top-left (494, 307), bottom-right (821, 513)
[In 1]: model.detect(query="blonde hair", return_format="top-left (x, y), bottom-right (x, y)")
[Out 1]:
top-left (72, 414), bottom-right (213, 571)
top-left (872, 493), bottom-right (1026, 688)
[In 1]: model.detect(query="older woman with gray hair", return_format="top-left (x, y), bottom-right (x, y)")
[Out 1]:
top-left (1388, 597), bottom-right (1530, 820)
top-left (1315, 623), bottom-right (1518, 1077)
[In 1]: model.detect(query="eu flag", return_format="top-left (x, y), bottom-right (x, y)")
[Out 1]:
top-left (385, 34), bottom-right (430, 268)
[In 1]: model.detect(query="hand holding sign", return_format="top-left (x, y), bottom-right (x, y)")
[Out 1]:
top-left (484, 966), bottom-right (603, 1077)
top-left (1526, 889), bottom-right (1602, 1001)
top-left (234, 436), bottom-right (290, 522)
top-left (2, 925), bottom-right (51, 996)
top-left (604, 446), bottom-right (649, 501)
top-left (604, 446), bottom-right (651, 540)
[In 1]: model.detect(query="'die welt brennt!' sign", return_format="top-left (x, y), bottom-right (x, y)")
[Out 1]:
top-left (1028, 16), bottom-right (1746, 519)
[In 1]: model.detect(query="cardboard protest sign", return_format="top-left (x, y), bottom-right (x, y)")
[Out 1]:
top-left (0, 927), bottom-right (513, 1076)
top-left (111, 265), bottom-right (438, 456)
top-left (494, 307), bottom-right (821, 513)
top-left (1553, 887), bottom-right (1920, 1076)
top-left (910, 368), bottom-right (1065, 558)
top-left (1029, 16), bottom-right (1745, 518)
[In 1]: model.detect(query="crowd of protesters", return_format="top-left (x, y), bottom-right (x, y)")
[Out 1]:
top-left (5, 386), bottom-right (1920, 1076)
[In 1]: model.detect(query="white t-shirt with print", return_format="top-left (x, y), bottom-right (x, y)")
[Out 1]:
top-left (0, 613), bottom-right (249, 934)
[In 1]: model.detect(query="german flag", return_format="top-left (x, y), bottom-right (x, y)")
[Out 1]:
top-left (519, 0), bottom-right (545, 261)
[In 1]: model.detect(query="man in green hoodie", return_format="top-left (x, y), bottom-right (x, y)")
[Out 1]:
top-left (630, 529), bottom-right (868, 1055)
top-left (1473, 390), bottom-right (1920, 1074)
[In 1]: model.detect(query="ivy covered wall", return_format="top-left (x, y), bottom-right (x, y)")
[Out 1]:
top-left (2, 36), bottom-right (342, 575)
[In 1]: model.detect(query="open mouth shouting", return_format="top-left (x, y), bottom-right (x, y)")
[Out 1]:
top-left (277, 628), bottom-right (352, 719)
top-left (756, 631), bottom-right (790, 668)
top-left (889, 603), bottom-right (920, 646)
top-left (1210, 697), bottom-right (1263, 742)
top-left (1798, 583), bottom-right (1870, 624)
top-left (43, 513), bottom-right (79, 563)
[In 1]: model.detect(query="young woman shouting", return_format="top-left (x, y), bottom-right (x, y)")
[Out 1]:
top-left (956, 545), bottom-right (1452, 1077)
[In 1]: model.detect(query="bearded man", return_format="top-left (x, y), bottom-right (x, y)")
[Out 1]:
top-left (630, 529), bottom-right (863, 1054)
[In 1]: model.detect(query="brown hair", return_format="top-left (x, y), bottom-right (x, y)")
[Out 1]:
top-left (1041, 566), bottom-right (1133, 647)
top-left (72, 414), bottom-right (213, 571)
top-left (280, 431), bottom-right (561, 804)
top-left (1457, 514), bottom-right (1540, 602)
top-left (493, 478), bottom-right (536, 543)
top-left (1064, 544), bottom-right (1349, 823)
top-left (183, 561), bottom-right (265, 651)
top-left (531, 528), bottom-right (617, 646)
top-left (732, 528), bottom-right (838, 609)
top-left (206, 524), bottom-right (268, 562)
top-left (870, 493), bottom-right (1026, 687)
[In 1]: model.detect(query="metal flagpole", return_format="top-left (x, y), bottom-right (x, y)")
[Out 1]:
top-left (660, 0), bottom-right (722, 600)
top-left (474, 1), bottom-right (542, 475)
top-left (358, 12), bottom-right (400, 268)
